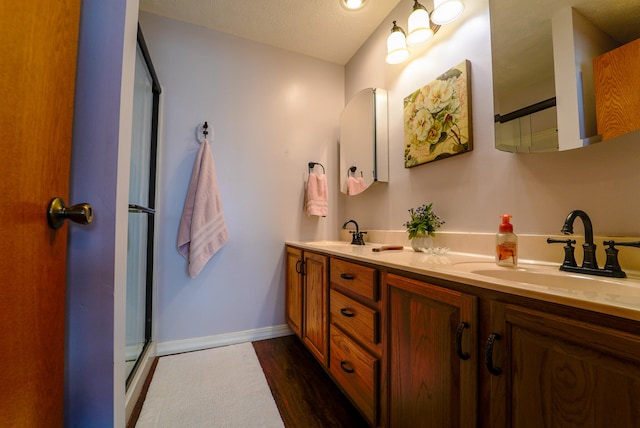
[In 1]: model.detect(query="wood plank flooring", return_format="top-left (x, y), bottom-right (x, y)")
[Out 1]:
top-left (128, 335), bottom-right (369, 427)
top-left (253, 335), bottom-right (369, 427)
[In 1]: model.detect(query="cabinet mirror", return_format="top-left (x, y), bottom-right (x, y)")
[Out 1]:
top-left (490, 0), bottom-right (640, 152)
top-left (339, 88), bottom-right (389, 196)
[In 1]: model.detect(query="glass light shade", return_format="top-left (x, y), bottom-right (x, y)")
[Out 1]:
top-left (407, 7), bottom-right (433, 46)
top-left (341, 0), bottom-right (366, 10)
top-left (431, 0), bottom-right (464, 25)
top-left (386, 23), bottom-right (410, 64)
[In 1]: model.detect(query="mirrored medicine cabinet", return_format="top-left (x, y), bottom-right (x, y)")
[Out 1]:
top-left (490, 0), bottom-right (640, 153)
top-left (339, 88), bottom-right (389, 196)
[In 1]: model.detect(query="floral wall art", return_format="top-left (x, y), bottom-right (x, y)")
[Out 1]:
top-left (404, 60), bottom-right (472, 167)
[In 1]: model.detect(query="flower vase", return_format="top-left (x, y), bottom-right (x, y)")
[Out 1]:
top-left (410, 234), bottom-right (433, 252)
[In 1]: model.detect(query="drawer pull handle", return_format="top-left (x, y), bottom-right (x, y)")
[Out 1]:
top-left (340, 308), bottom-right (355, 317)
top-left (485, 333), bottom-right (502, 376)
top-left (340, 273), bottom-right (355, 280)
top-left (455, 322), bottom-right (470, 360)
top-left (295, 260), bottom-right (302, 274)
top-left (340, 361), bottom-right (355, 374)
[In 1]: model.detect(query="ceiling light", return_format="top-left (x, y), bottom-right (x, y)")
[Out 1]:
top-left (340, 0), bottom-right (367, 11)
top-left (431, 0), bottom-right (464, 25)
top-left (386, 21), bottom-right (410, 64)
top-left (407, 0), bottom-right (433, 46)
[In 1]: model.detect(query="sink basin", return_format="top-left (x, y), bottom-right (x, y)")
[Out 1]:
top-left (451, 261), bottom-right (637, 293)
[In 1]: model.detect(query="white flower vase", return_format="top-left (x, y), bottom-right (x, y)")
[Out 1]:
top-left (411, 234), bottom-right (433, 252)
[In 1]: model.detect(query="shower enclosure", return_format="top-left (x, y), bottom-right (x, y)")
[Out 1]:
top-left (126, 26), bottom-right (160, 385)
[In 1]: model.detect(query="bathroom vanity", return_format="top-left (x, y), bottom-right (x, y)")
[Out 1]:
top-left (285, 241), bottom-right (640, 427)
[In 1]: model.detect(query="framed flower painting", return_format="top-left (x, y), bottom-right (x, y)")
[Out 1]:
top-left (404, 60), bottom-right (472, 167)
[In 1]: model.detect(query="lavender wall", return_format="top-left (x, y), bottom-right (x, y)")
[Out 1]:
top-left (139, 12), bottom-right (344, 345)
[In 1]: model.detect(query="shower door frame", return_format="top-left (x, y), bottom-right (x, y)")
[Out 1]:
top-left (126, 25), bottom-right (161, 388)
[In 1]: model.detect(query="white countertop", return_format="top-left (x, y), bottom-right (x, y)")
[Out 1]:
top-left (287, 240), bottom-right (640, 321)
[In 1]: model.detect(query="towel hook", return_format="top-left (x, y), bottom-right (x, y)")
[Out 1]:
top-left (348, 166), bottom-right (357, 177)
top-left (308, 162), bottom-right (325, 174)
top-left (203, 121), bottom-right (209, 137)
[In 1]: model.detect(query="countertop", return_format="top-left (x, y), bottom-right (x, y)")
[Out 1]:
top-left (286, 240), bottom-right (640, 321)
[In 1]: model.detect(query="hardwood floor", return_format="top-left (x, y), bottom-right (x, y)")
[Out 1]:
top-left (253, 335), bottom-right (369, 428)
top-left (128, 335), bottom-right (369, 427)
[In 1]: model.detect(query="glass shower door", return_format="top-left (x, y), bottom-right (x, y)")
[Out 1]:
top-left (126, 27), bottom-right (160, 385)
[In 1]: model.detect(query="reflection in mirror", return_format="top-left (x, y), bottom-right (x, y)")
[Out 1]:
top-left (490, 0), bottom-right (640, 152)
top-left (340, 88), bottom-right (389, 195)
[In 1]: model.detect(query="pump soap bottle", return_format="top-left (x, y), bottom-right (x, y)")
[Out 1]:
top-left (496, 214), bottom-right (518, 267)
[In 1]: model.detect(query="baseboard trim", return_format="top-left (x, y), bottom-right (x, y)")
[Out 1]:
top-left (156, 324), bottom-right (294, 357)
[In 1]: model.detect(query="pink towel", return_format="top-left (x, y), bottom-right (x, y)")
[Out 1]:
top-left (177, 139), bottom-right (229, 278)
top-left (305, 172), bottom-right (328, 216)
top-left (347, 176), bottom-right (367, 195)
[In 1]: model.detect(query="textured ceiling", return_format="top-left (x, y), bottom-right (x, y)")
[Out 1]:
top-left (139, 0), bottom-right (403, 65)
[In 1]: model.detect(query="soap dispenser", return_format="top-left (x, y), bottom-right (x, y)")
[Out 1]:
top-left (496, 214), bottom-right (518, 267)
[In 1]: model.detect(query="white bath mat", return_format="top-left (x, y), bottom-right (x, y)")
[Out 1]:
top-left (135, 342), bottom-right (284, 428)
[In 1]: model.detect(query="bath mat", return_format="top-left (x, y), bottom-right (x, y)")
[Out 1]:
top-left (135, 342), bottom-right (284, 427)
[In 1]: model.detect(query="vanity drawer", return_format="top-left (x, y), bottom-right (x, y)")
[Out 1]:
top-left (329, 325), bottom-right (378, 425)
top-left (330, 289), bottom-right (379, 346)
top-left (330, 258), bottom-right (377, 301)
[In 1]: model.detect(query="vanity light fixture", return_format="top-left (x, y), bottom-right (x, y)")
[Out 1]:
top-left (385, 21), bottom-right (410, 64)
top-left (340, 0), bottom-right (367, 11)
top-left (431, 0), bottom-right (465, 25)
top-left (385, 0), bottom-right (463, 64)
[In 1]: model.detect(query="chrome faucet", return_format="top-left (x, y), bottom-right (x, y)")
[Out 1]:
top-left (561, 210), bottom-right (598, 270)
top-left (342, 219), bottom-right (366, 245)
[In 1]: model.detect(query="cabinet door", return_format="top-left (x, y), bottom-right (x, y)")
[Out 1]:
top-left (385, 274), bottom-right (477, 428)
top-left (488, 303), bottom-right (640, 428)
top-left (285, 246), bottom-right (303, 338)
top-left (303, 251), bottom-right (329, 365)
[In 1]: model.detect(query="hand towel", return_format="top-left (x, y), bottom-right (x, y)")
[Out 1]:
top-left (177, 139), bottom-right (229, 278)
top-left (305, 172), bottom-right (328, 217)
top-left (347, 176), bottom-right (367, 196)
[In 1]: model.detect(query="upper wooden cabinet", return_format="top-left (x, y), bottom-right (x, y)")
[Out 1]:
top-left (487, 303), bottom-right (640, 428)
top-left (384, 273), bottom-right (478, 428)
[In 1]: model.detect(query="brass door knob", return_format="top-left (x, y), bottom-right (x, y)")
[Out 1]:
top-left (47, 197), bottom-right (93, 230)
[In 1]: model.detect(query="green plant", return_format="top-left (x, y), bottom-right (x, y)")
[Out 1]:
top-left (404, 203), bottom-right (444, 239)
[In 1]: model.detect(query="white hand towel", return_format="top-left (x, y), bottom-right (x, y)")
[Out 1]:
top-left (177, 139), bottom-right (229, 278)
top-left (305, 172), bottom-right (328, 217)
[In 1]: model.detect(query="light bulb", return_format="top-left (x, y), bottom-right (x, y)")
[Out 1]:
top-left (407, 2), bottom-right (433, 46)
top-left (341, 0), bottom-right (366, 10)
top-left (386, 21), bottom-right (409, 64)
top-left (431, 0), bottom-right (464, 25)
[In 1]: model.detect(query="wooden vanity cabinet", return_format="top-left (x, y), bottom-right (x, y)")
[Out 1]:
top-left (486, 302), bottom-right (640, 428)
top-left (329, 258), bottom-right (381, 426)
top-left (285, 246), bottom-right (329, 366)
top-left (384, 273), bottom-right (478, 428)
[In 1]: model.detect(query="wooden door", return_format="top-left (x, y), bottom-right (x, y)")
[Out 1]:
top-left (302, 251), bottom-right (328, 365)
top-left (285, 246), bottom-right (303, 337)
top-left (488, 303), bottom-right (640, 428)
top-left (385, 274), bottom-right (478, 428)
top-left (0, 1), bottom-right (81, 425)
